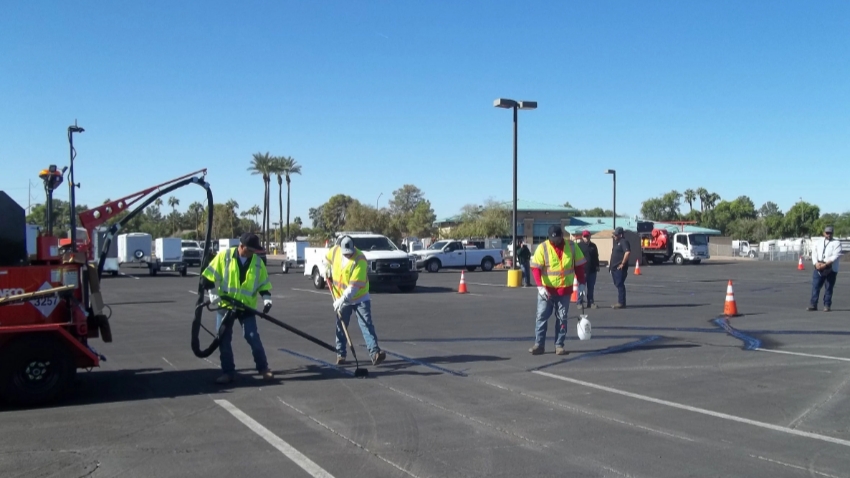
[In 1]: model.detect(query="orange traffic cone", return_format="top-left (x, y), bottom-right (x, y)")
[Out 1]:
top-left (723, 280), bottom-right (740, 317)
top-left (570, 276), bottom-right (579, 302)
top-left (458, 270), bottom-right (468, 294)
top-left (798, 256), bottom-right (805, 270)
top-left (634, 259), bottom-right (642, 275)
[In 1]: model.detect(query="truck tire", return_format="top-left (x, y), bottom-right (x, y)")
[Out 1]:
top-left (0, 334), bottom-right (77, 406)
top-left (427, 259), bottom-right (441, 273)
top-left (481, 257), bottom-right (495, 272)
top-left (673, 254), bottom-right (684, 265)
top-left (312, 267), bottom-right (326, 289)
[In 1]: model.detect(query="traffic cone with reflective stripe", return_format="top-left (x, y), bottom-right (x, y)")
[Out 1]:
top-left (458, 270), bottom-right (468, 294)
top-left (723, 280), bottom-right (740, 317)
top-left (570, 276), bottom-right (579, 302)
top-left (798, 256), bottom-right (805, 270)
top-left (634, 259), bottom-right (642, 275)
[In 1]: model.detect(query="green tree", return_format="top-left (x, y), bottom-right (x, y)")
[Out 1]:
top-left (640, 190), bottom-right (682, 221)
top-left (248, 152), bottom-right (274, 249)
top-left (167, 196), bottom-right (180, 234)
top-left (683, 189), bottom-right (697, 212)
top-left (758, 201), bottom-right (781, 218)
top-left (273, 156), bottom-right (302, 243)
top-left (696, 187), bottom-right (709, 212)
top-left (784, 201), bottom-right (820, 237)
top-left (225, 199), bottom-right (239, 238)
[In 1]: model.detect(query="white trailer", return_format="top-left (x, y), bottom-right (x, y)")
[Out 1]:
top-left (280, 241), bottom-right (309, 273)
top-left (118, 233), bottom-right (152, 265)
top-left (150, 238), bottom-right (187, 276)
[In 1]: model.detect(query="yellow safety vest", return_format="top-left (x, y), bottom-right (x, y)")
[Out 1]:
top-left (325, 245), bottom-right (369, 303)
top-left (530, 240), bottom-right (586, 288)
top-left (202, 247), bottom-right (271, 309)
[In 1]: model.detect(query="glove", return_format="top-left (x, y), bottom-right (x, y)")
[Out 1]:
top-left (537, 286), bottom-right (549, 300)
top-left (208, 293), bottom-right (221, 306)
top-left (322, 261), bottom-right (332, 279)
top-left (262, 298), bottom-right (272, 314)
top-left (332, 296), bottom-right (346, 312)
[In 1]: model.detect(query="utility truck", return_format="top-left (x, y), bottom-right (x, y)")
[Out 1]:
top-left (304, 232), bottom-right (419, 292)
top-left (414, 239), bottom-right (504, 272)
top-left (639, 228), bottom-right (710, 265)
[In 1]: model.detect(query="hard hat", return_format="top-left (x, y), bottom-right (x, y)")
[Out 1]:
top-left (339, 236), bottom-right (355, 255)
top-left (577, 315), bottom-right (591, 340)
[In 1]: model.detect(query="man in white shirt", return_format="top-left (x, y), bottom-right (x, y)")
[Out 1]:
top-left (809, 226), bottom-right (842, 312)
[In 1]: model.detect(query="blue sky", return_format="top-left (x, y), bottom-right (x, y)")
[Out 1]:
top-left (2, 1), bottom-right (848, 226)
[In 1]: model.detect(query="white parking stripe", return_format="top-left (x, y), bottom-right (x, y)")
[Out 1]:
top-left (215, 399), bottom-right (335, 478)
top-left (755, 348), bottom-right (850, 363)
top-left (118, 272), bottom-right (139, 280)
top-left (291, 288), bottom-right (331, 296)
top-left (532, 371), bottom-right (850, 448)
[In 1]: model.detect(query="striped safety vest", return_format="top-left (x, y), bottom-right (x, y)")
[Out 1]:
top-left (325, 245), bottom-right (370, 304)
top-left (202, 247), bottom-right (271, 309)
top-left (530, 240), bottom-right (586, 288)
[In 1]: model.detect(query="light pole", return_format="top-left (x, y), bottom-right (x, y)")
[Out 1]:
top-left (605, 169), bottom-right (616, 230)
top-left (377, 192), bottom-right (383, 209)
top-left (494, 98), bottom-right (537, 271)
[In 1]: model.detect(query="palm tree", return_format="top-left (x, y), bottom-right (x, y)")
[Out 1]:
top-left (683, 189), bottom-right (696, 212)
top-left (273, 156), bottom-right (302, 243)
top-left (188, 201), bottom-right (204, 236)
top-left (247, 152), bottom-right (274, 249)
top-left (705, 193), bottom-right (720, 211)
top-left (696, 187), bottom-right (709, 212)
top-left (225, 199), bottom-right (239, 238)
top-left (167, 196), bottom-right (180, 235)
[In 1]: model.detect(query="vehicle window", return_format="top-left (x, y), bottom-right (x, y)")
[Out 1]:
top-left (689, 234), bottom-right (708, 246)
top-left (677, 235), bottom-right (688, 246)
top-left (351, 237), bottom-right (398, 251)
top-left (429, 241), bottom-right (448, 250)
top-left (181, 241), bottom-right (197, 248)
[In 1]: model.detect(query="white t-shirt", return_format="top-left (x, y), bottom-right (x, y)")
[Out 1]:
top-left (812, 237), bottom-right (842, 272)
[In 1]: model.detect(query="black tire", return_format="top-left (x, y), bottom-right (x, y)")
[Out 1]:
top-left (673, 255), bottom-right (684, 265)
top-left (0, 334), bottom-right (77, 406)
top-left (282, 262), bottom-right (290, 274)
top-left (312, 267), bottom-right (326, 289)
top-left (398, 284), bottom-right (416, 293)
top-left (481, 257), bottom-right (494, 272)
top-left (180, 268), bottom-right (188, 277)
top-left (692, 259), bottom-right (701, 264)
top-left (427, 259), bottom-right (441, 273)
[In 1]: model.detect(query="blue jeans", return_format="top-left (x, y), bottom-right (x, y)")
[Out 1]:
top-left (585, 271), bottom-right (597, 305)
top-left (216, 309), bottom-right (269, 374)
top-left (810, 269), bottom-right (837, 308)
top-left (521, 263), bottom-right (532, 286)
top-left (534, 293), bottom-right (571, 348)
top-left (611, 268), bottom-right (628, 306)
top-left (336, 300), bottom-right (380, 357)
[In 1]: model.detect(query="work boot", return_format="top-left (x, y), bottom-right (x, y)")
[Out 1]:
top-left (824, 307), bottom-right (831, 312)
top-left (371, 350), bottom-right (386, 366)
top-left (528, 345), bottom-right (544, 355)
top-left (336, 355), bottom-right (346, 365)
top-left (261, 369), bottom-right (274, 380)
top-left (215, 373), bottom-right (234, 384)
top-left (555, 347), bottom-right (568, 356)
top-left (590, 303), bottom-right (598, 309)
top-left (612, 303), bottom-right (625, 309)
top-left (807, 305), bottom-right (817, 311)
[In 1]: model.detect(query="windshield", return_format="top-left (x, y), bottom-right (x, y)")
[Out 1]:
top-left (429, 241), bottom-right (449, 250)
top-left (689, 234), bottom-right (708, 246)
top-left (350, 237), bottom-right (398, 251)
top-left (182, 241), bottom-right (199, 248)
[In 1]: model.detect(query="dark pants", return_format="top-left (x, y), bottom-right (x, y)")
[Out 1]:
top-left (520, 262), bottom-right (532, 286)
top-left (811, 269), bottom-right (837, 308)
top-left (611, 268), bottom-right (628, 306)
top-left (585, 271), bottom-right (597, 305)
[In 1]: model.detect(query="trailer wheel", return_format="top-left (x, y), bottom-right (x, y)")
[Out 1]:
top-left (0, 334), bottom-right (77, 406)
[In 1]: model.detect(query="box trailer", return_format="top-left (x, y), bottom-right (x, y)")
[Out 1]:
top-left (117, 233), bottom-right (152, 265)
top-left (281, 241), bottom-right (308, 273)
top-left (150, 238), bottom-right (187, 276)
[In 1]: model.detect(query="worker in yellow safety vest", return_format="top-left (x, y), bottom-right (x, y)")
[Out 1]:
top-left (323, 236), bottom-right (386, 366)
top-left (202, 233), bottom-right (274, 384)
top-left (528, 225), bottom-right (587, 356)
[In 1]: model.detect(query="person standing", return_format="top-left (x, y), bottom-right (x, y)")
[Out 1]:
top-left (577, 230), bottom-right (600, 308)
top-left (609, 227), bottom-right (631, 309)
top-left (518, 239), bottom-right (532, 287)
top-left (809, 225), bottom-right (842, 312)
top-left (323, 236), bottom-right (387, 365)
top-left (202, 233), bottom-right (274, 384)
top-left (528, 225), bottom-right (587, 356)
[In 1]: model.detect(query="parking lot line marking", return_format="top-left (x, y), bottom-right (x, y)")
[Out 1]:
top-left (277, 397), bottom-right (423, 478)
top-left (118, 272), bottom-right (139, 280)
top-left (755, 348), bottom-right (850, 363)
top-left (187, 290), bottom-right (198, 295)
top-left (532, 371), bottom-right (850, 448)
top-left (186, 271), bottom-right (199, 276)
top-left (749, 455), bottom-right (843, 478)
top-left (161, 357), bottom-right (177, 370)
top-left (291, 288), bottom-right (331, 296)
top-left (215, 399), bottom-right (335, 478)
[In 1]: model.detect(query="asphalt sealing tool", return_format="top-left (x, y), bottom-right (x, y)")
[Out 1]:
top-left (192, 295), bottom-right (337, 358)
top-left (328, 283), bottom-right (369, 378)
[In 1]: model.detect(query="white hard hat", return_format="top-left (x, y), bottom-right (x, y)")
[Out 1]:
top-left (339, 236), bottom-right (355, 255)
top-left (577, 315), bottom-right (591, 340)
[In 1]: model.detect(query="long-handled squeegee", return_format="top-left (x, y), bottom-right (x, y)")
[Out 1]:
top-left (328, 285), bottom-right (369, 378)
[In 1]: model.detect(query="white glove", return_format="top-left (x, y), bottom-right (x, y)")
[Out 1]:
top-left (208, 292), bottom-right (221, 306)
top-left (578, 284), bottom-right (587, 297)
top-left (322, 261), bottom-right (332, 279)
top-left (332, 297), bottom-right (346, 312)
top-left (263, 298), bottom-right (272, 311)
top-left (537, 286), bottom-right (549, 300)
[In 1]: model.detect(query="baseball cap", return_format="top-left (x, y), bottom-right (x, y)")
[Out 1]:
top-left (581, 230), bottom-right (591, 237)
top-left (239, 233), bottom-right (264, 253)
top-left (825, 226), bottom-right (834, 233)
top-left (548, 225), bottom-right (564, 239)
top-left (613, 227), bottom-right (624, 236)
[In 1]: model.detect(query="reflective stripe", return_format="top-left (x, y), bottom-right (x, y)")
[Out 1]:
top-left (529, 261), bottom-right (543, 268)
top-left (204, 266), bottom-right (223, 282)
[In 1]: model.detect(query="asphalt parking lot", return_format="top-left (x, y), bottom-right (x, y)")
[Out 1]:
top-left (2, 259), bottom-right (849, 478)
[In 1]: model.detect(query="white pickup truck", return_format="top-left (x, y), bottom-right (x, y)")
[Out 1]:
top-left (414, 239), bottom-right (503, 272)
top-left (304, 232), bottom-right (419, 292)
